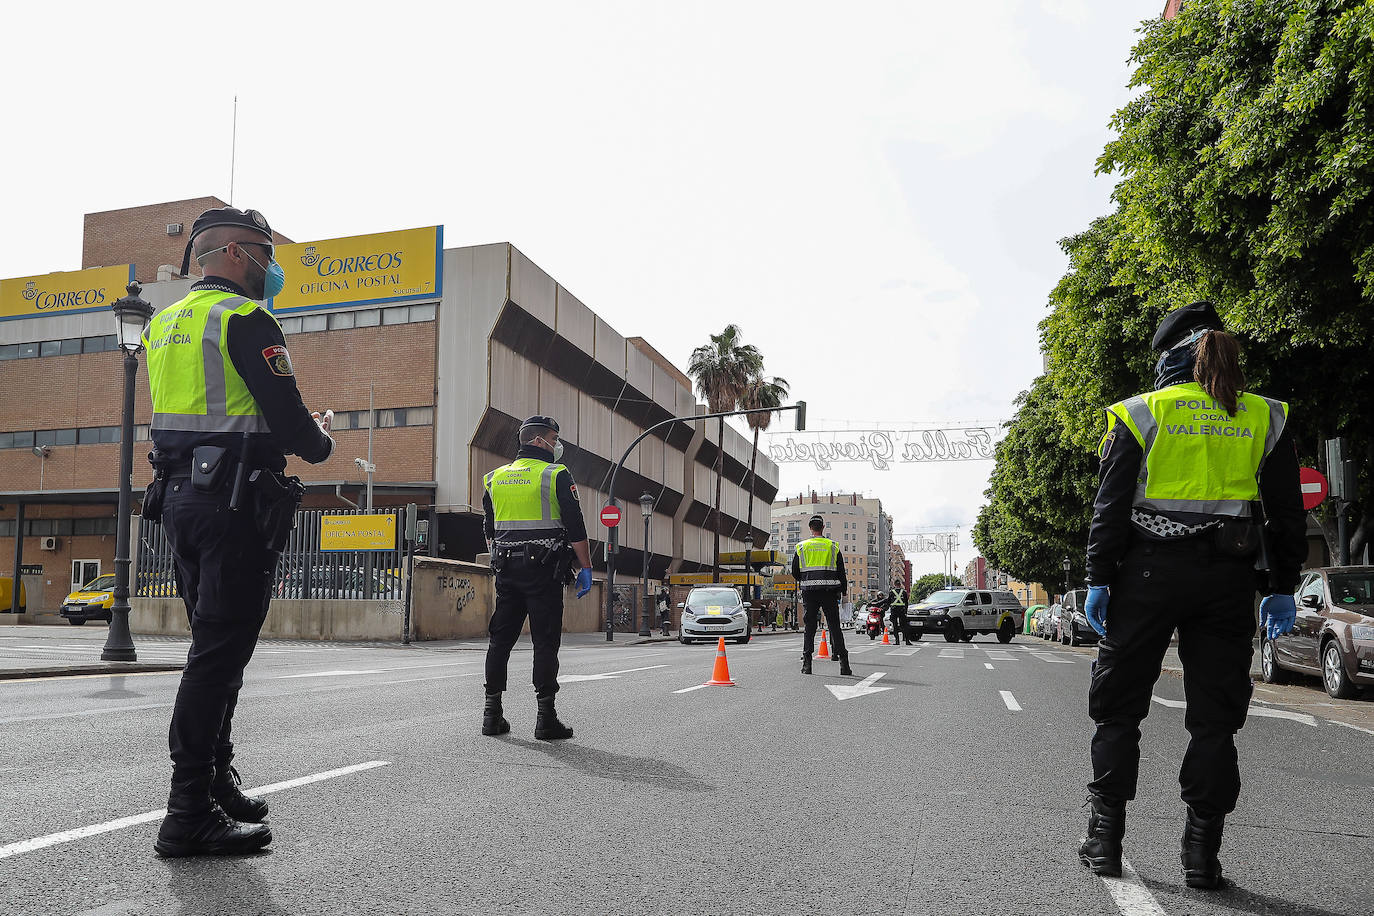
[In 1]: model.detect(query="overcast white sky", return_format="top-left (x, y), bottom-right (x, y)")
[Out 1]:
top-left (0, 1), bottom-right (1160, 576)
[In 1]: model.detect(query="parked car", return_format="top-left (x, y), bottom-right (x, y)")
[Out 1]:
top-left (1038, 605), bottom-right (1063, 640)
top-left (678, 586), bottom-right (752, 644)
top-left (1056, 589), bottom-right (1099, 647)
top-left (60, 574), bottom-right (115, 625)
top-left (1261, 566), bottom-right (1374, 699)
top-left (0, 576), bottom-right (26, 614)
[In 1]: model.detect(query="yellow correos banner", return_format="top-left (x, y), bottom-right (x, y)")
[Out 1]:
top-left (320, 514), bottom-right (398, 552)
top-left (0, 265), bottom-right (134, 322)
top-left (667, 573), bottom-right (766, 586)
top-left (271, 226), bottom-right (442, 314)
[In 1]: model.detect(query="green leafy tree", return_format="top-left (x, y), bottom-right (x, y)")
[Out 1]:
top-left (908, 572), bottom-right (950, 604)
top-left (688, 325), bottom-right (763, 581)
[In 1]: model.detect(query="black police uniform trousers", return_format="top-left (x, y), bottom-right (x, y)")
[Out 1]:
top-left (485, 553), bottom-right (564, 697)
top-left (888, 607), bottom-right (904, 644)
top-left (162, 478), bottom-right (277, 802)
top-left (801, 589), bottom-right (847, 659)
top-left (1088, 538), bottom-right (1256, 818)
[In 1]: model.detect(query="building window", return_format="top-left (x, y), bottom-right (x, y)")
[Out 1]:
top-left (301, 314), bottom-right (327, 333)
top-left (40, 340), bottom-right (61, 357)
top-left (81, 335), bottom-right (108, 353)
top-left (10, 431), bottom-right (33, 448)
top-left (278, 317), bottom-right (302, 334)
top-left (35, 430), bottom-right (56, 447)
top-left (19, 343), bottom-right (39, 358)
top-left (355, 309), bottom-right (381, 328)
top-left (382, 307), bottom-right (409, 326)
top-left (0, 344), bottom-right (16, 360)
top-left (409, 303), bottom-right (437, 322)
top-left (59, 338), bottom-right (82, 356)
top-left (328, 311), bottom-right (356, 330)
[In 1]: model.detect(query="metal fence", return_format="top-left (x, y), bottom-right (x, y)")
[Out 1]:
top-left (135, 507), bottom-right (411, 601)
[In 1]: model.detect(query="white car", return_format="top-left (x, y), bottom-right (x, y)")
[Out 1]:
top-left (679, 586), bottom-right (752, 645)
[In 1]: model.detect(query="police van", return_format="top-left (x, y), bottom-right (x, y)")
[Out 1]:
top-left (904, 588), bottom-right (1025, 644)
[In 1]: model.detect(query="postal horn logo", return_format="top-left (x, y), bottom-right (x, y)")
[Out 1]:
top-left (21, 281), bottom-right (37, 301)
top-left (300, 245), bottom-right (319, 268)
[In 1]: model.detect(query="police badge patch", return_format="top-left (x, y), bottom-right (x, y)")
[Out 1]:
top-left (261, 345), bottom-right (294, 377)
top-left (1098, 429), bottom-right (1116, 461)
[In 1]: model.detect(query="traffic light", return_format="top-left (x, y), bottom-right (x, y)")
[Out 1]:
top-left (794, 400), bottom-right (806, 431)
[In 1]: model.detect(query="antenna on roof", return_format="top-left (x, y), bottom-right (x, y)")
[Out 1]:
top-left (229, 95), bottom-right (238, 206)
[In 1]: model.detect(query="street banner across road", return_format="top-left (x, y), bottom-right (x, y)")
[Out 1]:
top-left (1299, 467), bottom-right (1328, 510)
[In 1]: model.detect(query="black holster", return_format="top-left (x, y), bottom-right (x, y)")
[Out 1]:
top-left (247, 469), bottom-right (304, 552)
top-left (1211, 518), bottom-right (1260, 559)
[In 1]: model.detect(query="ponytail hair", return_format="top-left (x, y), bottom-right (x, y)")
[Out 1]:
top-left (1193, 330), bottom-right (1245, 416)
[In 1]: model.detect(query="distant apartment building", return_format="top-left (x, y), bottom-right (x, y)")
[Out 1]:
top-left (769, 491), bottom-right (893, 606)
top-left (1163, 0), bottom-right (1184, 19)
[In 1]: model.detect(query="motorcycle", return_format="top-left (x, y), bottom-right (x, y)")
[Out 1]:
top-left (864, 606), bottom-right (885, 640)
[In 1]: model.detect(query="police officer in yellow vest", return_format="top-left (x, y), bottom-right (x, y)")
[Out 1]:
top-left (142, 207), bottom-right (335, 857)
top-left (481, 416), bottom-right (593, 740)
top-left (1078, 303), bottom-right (1304, 889)
top-left (790, 515), bottom-right (853, 676)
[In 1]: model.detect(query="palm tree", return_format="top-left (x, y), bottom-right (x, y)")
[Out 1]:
top-left (739, 372), bottom-right (790, 590)
top-left (687, 325), bottom-right (762, 582)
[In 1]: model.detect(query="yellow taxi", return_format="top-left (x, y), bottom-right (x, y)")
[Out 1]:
top-left (61, 574), bottom-right (116, 626)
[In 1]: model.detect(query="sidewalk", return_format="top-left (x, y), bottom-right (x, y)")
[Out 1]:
top-left (0, 625), bottom-right (186, 680)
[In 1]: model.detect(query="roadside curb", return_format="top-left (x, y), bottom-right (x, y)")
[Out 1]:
top-left (0, 663), bottom-right (184, 681)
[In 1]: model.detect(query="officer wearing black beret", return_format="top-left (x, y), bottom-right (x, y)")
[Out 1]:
top-left (145, 206), bottom-right (335, 856)
top-left (481, 416), bottom-right (594, 739)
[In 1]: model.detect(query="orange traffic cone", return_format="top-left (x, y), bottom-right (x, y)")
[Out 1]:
top-left (882, 626), bottom-right (891, 645)
top-left (706, 636), bottom-right (736, 686)
top-left (818, 628), bottom-right (831, 659)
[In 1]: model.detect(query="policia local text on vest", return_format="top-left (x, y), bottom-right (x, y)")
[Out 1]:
top-left (1077, 301), bottom-right (1305, 890)
top-left (791, 516), bottom-right (853, 676)
top-left (480, 416), bottom-right (594, 741)
top-left (143, 207), bottom-right (335, 859)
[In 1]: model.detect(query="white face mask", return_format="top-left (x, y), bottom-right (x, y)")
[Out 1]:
top-left (537, 436), bottom-right (564, 461)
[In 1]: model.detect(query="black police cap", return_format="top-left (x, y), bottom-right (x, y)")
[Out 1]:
top-left (808, 515), bottom-right (825, 528)
top-left (519, 415), bottom-right (560, 434)
top-left (179, 206), bottom-right (275, 277)
top-left (1151, 301), bottom-right (1225, 351)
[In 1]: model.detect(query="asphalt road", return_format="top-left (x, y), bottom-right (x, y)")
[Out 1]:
top-left (0, 626), bottom-right (1370, 916)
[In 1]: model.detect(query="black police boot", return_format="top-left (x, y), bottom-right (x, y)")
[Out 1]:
top-left (1180, 808), bottom-right (1225, 889)
top-left (534, 694), bottom-right (573, 740)
top-left (482, 690), bottom-right (510, 736)
top-left (839, 657), bottom-right (853, 676)
top-left (155, 774), bottom-right (271, 858)
top-left (1077, 796), bottom-right (1125, 878)
top-left (210, 765), bottom-right (269, 823)
top-left (801, 656), bottom-right (812, 675)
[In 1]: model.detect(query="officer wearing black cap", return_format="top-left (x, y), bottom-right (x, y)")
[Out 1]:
top-left (1077, 302), bottom-right (1305, 888)
top-left (481, 416), bottom-right (593, 739)
top-left (143, 206), bottom-right (335, 857)
top-left (790, 514), bottom-right (852, 675)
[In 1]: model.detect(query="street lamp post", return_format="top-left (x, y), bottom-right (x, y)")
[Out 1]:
top-left (32, 445), bottom-right (51, 491)
top-left (1062, 556), bottom-right (1072, 605)
top-left (638, 492), bottom-right (654, 637)
top-left (102, 283), bottom-right (153, 663)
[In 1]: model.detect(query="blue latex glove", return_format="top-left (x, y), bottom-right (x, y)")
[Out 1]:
top-left (575, 567), bottom-right (592, 598)
top-left (1084, 586), bottom-right (1110, 637)
top-left (1260, 594), bottom-right (1297, 641)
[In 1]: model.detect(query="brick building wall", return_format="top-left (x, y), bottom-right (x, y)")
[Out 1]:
top-left (82, 196), bottom-right (293, 283)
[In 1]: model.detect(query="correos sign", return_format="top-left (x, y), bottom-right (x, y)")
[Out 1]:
top-left (271, 226), bottom-right (442, 314)
top-left (0, 265), bottom-right (134, 322)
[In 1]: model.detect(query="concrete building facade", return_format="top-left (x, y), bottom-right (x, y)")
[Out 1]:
top-left (0, 200), bottom-right (779, 615)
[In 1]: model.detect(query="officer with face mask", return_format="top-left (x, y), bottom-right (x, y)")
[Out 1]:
top-left (481, 416), bottom-right (594, 739)
top-left (1077, 302), bottom-right (1305, 889)
top-left (144, 207), bottom-right (335, 857)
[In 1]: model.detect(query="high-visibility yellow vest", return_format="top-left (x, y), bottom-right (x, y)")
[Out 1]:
top-left (1101, 381), bottom-right (1288, 518)
top-left (144, 290), bottom-right (271, 435)
top-left (484, 457), bottom-right (568, 539)
top-left (795, 537), bottom-right (841, 591)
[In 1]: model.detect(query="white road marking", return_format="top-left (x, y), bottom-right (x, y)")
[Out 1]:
top-left (886, 648), bottom-right (919, 656)
top-left (999, 690), bottom-right (1021, 711)
top-left (1152, 695), bottom-right (1318, 727)
top-left (983, 649), bottom-right (1014, 660)
top-left (846, 646), bottom-right (878, 655)
top-left (1029, 653), bottom-right (1074, 663)
top-left (825, 672), bottom-right (891, 701)
top-left (673, 684), bottom-right (709, 694)
top-left (938, 648), bottom-right (964, 658)
top-left (0, 702), bottom-right (171, 725)
top-left (559, 665), bottom-right (669, 684)
top-left (1101, 858), bottom-right (1168, 916)
top-left (1331, 720), bottom-right (1374, 737)
top-left (984, 663), bottom-right (994, 670)
top-left (0, 760), bottom-right (389, 860)
top-left (275, 669), bottom-right (386, 679)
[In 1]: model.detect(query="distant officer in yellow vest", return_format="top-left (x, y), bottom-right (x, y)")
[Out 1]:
top-left (481, 416), bottom-right (593, 740)
top-left (143, 207), bottom-right (335, 857)
top-left (1077, 302), bottom-right (1305, 889)
top-left (790, 515), bottom-right (853, 676)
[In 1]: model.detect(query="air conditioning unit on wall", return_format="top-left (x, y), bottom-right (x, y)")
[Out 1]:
top-left (39, 536), bottom-right (58, 551)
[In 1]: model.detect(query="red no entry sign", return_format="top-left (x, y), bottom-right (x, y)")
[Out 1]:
top-left (600, 505), bottom-right (622, 527)
top-left (1299, 467), bottom-right (1328, 511)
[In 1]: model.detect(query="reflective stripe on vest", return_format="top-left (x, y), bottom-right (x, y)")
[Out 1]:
top-left (484, 458), bottom-right (567, 532)
top-left (144, 291), bottom-right (271, 434)
top-left (1101, 382), bottom-right (1288, 518)
top-left (795, 537), bottom-right (840, 590)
